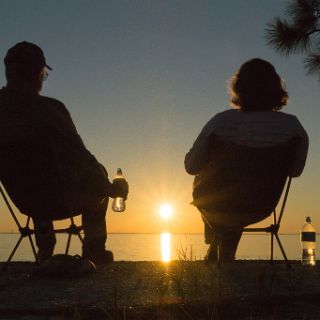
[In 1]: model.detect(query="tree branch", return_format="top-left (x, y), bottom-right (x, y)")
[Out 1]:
top-left (306, 28), bottom-right (320, 36)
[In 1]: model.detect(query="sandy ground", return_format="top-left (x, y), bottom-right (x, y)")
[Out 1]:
top-left (0, 260), bottom-right (319, 319)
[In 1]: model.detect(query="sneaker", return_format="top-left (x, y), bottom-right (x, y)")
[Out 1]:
top-left (34, 254), bottom-right (96, 277)
top-left (83, 249), bottom-right (114, 265)
top-left (37, 248), bottom-right (54, 264)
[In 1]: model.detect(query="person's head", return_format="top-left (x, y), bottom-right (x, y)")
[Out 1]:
top-left (4, 41), bottom-right (52, 93)
top-left (228, 58), bottom-right (288, 111)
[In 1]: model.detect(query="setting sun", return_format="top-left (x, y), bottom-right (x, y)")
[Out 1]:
top-left (159, 203), bottom-right (173, 219)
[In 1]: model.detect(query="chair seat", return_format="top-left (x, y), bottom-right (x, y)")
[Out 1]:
top-left (194, 136), bottom-right (296, 267)
top-left (0, 183), bottom-right (84, 271)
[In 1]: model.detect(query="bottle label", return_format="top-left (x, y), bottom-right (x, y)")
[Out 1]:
top-left (301, 232), bottom-right (316, 242)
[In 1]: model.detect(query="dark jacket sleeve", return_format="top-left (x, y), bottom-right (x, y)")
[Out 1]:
top-left (44, 99), bottom-right (115, 198)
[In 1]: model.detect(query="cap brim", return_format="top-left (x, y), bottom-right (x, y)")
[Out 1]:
top-left (45, 64), bottom-right (52, 71)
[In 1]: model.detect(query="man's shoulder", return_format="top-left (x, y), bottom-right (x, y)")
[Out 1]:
top-left (38, 95), bottom-right (65, 108)
top-left (37, 95), bottom-right (69, 114)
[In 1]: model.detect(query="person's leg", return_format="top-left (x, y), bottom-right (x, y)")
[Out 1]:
top-left (217, 227), bottom-right (243, 262)
top-left (203, 218), bottom-right (215, 245)
top-left (32, 217), bottom-right (56, 263)
top-left (82, 197), bottom-right (113, 264)
top-left (201, 211), bottom-right (218, 262)
top-left (201, 210), bottom-right (243, 262)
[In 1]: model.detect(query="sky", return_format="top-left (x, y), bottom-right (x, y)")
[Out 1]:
top-left (0, 0), bottom-right (319, 234)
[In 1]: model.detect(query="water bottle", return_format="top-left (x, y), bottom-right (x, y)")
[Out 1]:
top-left (301, 217), bottom-right (316, 266)
top-left (112, 168), bottom-right (126, 212)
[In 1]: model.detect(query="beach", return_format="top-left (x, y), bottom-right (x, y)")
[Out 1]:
top-left (0, 260), bottom-right (320, 319)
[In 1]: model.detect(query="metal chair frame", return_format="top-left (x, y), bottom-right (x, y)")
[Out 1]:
top-left (243, 176), bottom-right (292, 268)
top-left (0, 184), bottom-right (83, 271)
top-left (195, 136), bottom-right (298, 268)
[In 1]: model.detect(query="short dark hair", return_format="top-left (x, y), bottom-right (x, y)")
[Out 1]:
top-left (228, 58), bottom-right (288, 111)
top-left (5, 63), bottom-right (42, 83)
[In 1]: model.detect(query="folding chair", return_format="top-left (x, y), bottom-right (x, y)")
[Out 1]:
top-left (243, 176), bottom-right (292, 268)
top-left (0, 182), bottom-right (83, 271)
top-left (193, 135), bottom-right (297, 268)
top-left (0, 126), bottom-right (85, 271)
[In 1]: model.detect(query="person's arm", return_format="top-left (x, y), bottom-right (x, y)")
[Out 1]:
top-left (184, 132), bottom-right (210, 175)
top-left (184, 120), bottom-right (214, 175)
top-left (52, 101), bottom-right (121, 197)
top-left (290, 118), bottom-right (309, 177)
top-left (99, 164), bottom-right (129, 199)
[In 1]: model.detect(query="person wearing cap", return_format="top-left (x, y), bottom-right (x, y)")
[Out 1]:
top-left (0, 41), bottom-right (128, 265)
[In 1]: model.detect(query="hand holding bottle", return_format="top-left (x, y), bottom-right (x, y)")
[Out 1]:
top-left (112, 168), bottom-right (128, 212)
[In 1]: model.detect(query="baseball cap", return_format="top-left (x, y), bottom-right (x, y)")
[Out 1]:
top-left (4, 41), bottom-right (52, 71)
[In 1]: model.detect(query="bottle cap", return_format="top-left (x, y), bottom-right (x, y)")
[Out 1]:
top-left (306, 216), bottom-right (311, 223)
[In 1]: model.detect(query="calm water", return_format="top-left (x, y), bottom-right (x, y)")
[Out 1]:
top-left (0, 233), bottom-right (306, 262)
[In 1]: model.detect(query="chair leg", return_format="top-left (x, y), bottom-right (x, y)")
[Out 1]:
top-left (274, 233), bottom-right (291, 269)
top-left (270, 233), bottom-right (274, 262)
top-left (65, 233), bottom-right (72, 255)
top-left (3, 235), bottom-right (24, 271)
top-left (77, 232), bottom-right (84, 244)
top-left (65, 232), bottom-right (83, 255)
top-left (27, 234), bottom-right (39, 264)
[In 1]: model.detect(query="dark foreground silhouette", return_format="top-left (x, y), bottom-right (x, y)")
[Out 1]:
top-left (0, 260), bottom-right (319, 320)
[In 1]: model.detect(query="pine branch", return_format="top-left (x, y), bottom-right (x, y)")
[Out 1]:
top-left (265, 18), bottom-right (311, 55)
top-left (286, 0), bottom-right (318, 32)
top-left (286, 0), bottom-right (316, 18)
top-left (304, 52), bottom-right (320, 74)
top-left (266, 0), bottom-right (320, 76)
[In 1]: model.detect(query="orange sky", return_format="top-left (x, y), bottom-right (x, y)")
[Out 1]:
top-left (0, 1), bottom-right (319, 235)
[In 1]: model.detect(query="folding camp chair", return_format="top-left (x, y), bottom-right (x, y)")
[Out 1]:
top-left (193, 135), bottom-right (297, 268)
top-left (243, 176), bottom-right (292, 267)
top-left (0, 182), bottom-right (83, 271)
top-left (0, 125), bottom-right (86, 271)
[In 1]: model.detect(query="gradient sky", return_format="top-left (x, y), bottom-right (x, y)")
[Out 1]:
top-left (0, 0), bottom-right (319, 234)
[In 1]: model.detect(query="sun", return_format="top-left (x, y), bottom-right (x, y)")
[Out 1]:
top-left (159, 203), bottom-right (173, 219)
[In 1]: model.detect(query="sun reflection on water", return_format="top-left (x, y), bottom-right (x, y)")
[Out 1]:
top-left (161, 232), bottom-right (171, 262)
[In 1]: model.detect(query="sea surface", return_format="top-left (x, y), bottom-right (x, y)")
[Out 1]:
top-left (0, 233), bottom-right (309, 262)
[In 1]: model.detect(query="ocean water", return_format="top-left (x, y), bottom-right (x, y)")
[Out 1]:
top-left (0, 233), bottom-right (306, 262)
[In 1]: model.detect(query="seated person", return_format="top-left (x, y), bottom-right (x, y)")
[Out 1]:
top-left (0, 41), bottom-right (128, 265)
top-left (184, 58), bottom-right (308, 262)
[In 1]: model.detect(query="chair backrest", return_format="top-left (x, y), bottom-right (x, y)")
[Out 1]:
top-left (0, 120), bottom-right (108, 220)
top-left (0, 125), bottom-right (71, 219)
top-left (192, 135), bottom-right (297, 223)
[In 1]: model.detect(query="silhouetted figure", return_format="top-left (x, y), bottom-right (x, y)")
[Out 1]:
top-left (185, 58), bottom-right (308, 263)
top-left (0, 41), bottom-right (128, 264)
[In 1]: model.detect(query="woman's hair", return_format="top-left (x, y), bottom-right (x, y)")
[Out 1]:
top-left (228, 58), bottom-right (288, 111)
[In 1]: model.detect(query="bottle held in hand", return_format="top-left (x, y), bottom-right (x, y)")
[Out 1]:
top-left (112, 168), bottom-right (126, 212)
top-left (301, 216), bottom-right (316, 266)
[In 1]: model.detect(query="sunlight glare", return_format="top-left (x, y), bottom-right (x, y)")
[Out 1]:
top-left (161, 232), bottom-right (171, 262)
top-left (159, 203), bottom-right (173, 219)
